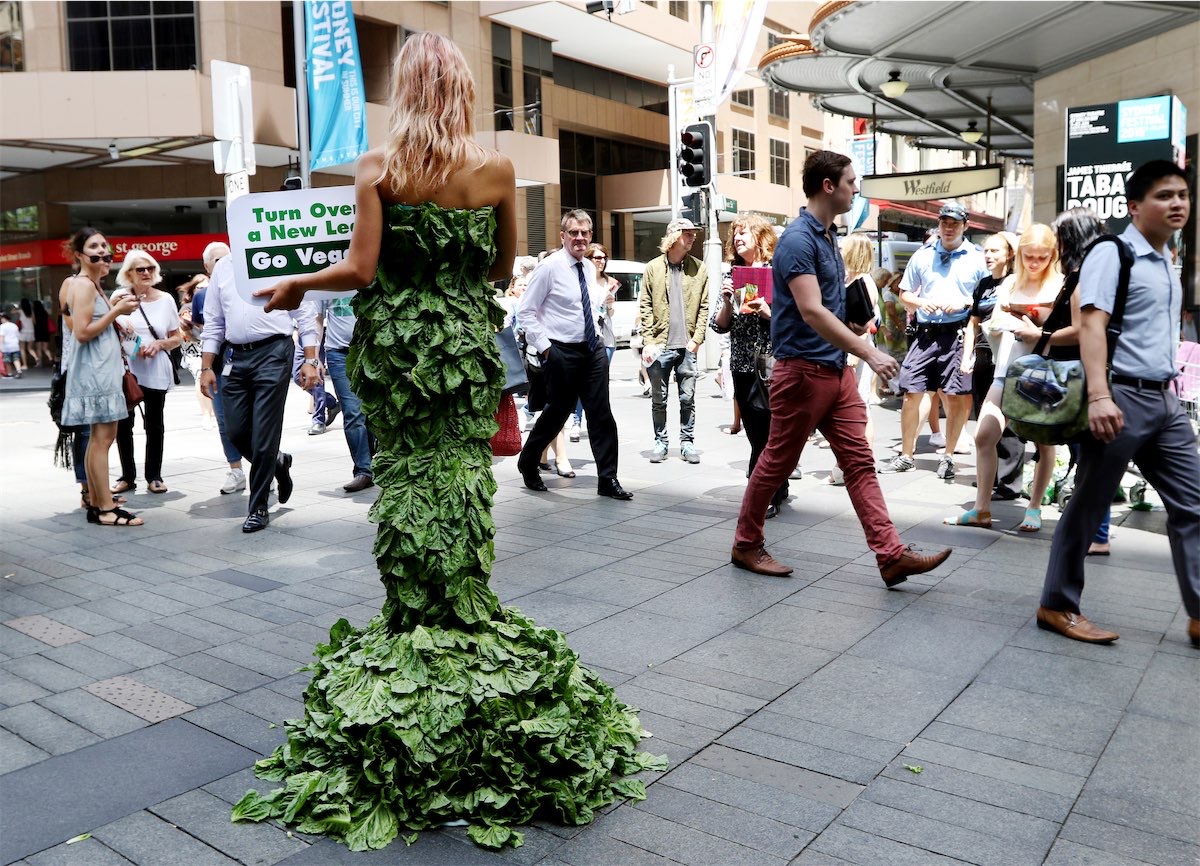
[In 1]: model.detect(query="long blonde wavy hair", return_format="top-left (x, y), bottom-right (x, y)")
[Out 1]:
top-left (377, 32), bottom-right (488, 195)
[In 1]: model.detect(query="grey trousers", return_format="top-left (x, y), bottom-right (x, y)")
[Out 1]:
top-left (1041, 384), bottom-right (1200, 619)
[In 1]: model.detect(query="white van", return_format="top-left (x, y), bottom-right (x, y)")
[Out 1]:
top-left (603, 259), bottom-right (645, 348)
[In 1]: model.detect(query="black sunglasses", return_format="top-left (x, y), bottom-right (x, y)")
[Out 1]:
top-left (87, 253), bottom-right (114, 263)
top-left (134, 266), bottom-right (156, 274)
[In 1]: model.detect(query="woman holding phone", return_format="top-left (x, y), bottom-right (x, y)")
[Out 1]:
top-left (946, 223), bottom-right (1066, 532)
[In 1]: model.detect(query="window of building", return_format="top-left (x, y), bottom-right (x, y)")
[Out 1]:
top-left (668, 1), bottom-right (688, 20)
top-left (732, 129), bottom-right (755, 179)
top-left (67, 1), bottom-right (198, 72)
top-left (731, 89), bottom-right (754, 109)
top-left (522, 32), bottom-right (553, 135)
top-left (554, 56), bottom-right (668, 115)
top-left (493, 23), bottom-right (514, 132)
top-left (770, 139), bottom-right (790, 186)
top-left (0, 1), bottom-right (23, 72)
top-left (765, 32), bottom-right (790, 120)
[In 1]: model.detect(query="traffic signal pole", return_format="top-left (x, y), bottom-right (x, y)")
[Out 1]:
top-left (698, 0), bottom-right (722, 372)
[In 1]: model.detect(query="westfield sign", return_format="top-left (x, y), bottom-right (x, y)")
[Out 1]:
top-left (859, 164), bottom-right (1004, 201)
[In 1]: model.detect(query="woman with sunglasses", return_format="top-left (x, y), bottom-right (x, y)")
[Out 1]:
top-left (110, 250), bottom-right (181, 495)
top-left (59, 228), bottom-right (143, 526)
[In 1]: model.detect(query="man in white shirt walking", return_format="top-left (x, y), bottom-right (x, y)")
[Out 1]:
top-left (516, 210), bottom-right (632, 500)
top-left (200, 256), bottom-right (321, 532)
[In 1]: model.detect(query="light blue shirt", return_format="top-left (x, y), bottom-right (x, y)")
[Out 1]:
top-left (317, 297), bottom-right (357, 350)
top-left (900, 240), bottom-right (989, 325)
top-left (1078, 223), bottom-right (1180, 381)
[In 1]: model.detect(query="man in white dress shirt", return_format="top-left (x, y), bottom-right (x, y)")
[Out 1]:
top-left (516, 209), bottom-right (632, 500)
top-left (200, 256), bottom-right (320, 531)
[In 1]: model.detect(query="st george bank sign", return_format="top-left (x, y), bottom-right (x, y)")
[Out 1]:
top-left (0, 234), bottom-right (229, 271)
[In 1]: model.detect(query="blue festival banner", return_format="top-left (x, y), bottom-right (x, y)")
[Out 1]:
top-left (305, 0), bottom-right (368, 171)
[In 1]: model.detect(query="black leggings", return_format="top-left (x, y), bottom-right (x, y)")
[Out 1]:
top-left (116, 387), bottom-right (167, 483)
top-left (732, 370), bottom-right (787, 508)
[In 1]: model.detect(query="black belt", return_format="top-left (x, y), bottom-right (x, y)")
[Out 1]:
top-left (914, 321), bottom-right (966, 336)
top-left (326, 346), bottom-right (349, 353)
top-left (228, 334), bottom-right (289, 353)
top-left (1111, 374), bottom-right (1171, 391)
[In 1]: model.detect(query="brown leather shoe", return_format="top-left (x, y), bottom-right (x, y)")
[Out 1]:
top-left (1188, 618), bottom-right (1199, 649)
top-left (879, 545), bottom-right (951, 587)
top-left (731, 544), bottom-right (793, 577)
top-left (1036, 607), bottom-right (1119, 644)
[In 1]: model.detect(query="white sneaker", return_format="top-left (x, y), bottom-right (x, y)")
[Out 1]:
top-left (929, 431), bottom-right (946, 448)
top-left (308, 420), bottom-right (327, 435)
top-left (569, 422), bottom-right (581, 443)
top-left (220, 468), bottom-right (246, 495)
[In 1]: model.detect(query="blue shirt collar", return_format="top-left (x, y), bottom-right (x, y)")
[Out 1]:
top-left (1121, 223), bottom-right (1168, 260)
top-left (798, 208), bottom-right (835, 235)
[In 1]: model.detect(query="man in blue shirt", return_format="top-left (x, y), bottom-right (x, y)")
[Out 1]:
top-left (882, 203), bottom-right (989, 481)
top-left (730, 150), bottom-right (951, 586)
top-left (1039, 160), bottom-right (1198, 646)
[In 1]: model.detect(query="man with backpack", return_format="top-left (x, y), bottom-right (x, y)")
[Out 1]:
top-left (1038, 160), bottom-right (1198, 647)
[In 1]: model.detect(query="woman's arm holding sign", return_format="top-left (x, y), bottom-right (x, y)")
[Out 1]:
top-left (258, 152), bottom-right (385, 311)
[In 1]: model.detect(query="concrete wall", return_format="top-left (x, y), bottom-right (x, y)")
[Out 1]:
top-left (1032, 21), bottom-right (1199, 224)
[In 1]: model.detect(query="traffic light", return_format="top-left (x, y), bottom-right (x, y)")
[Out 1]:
top-left (678, 122), bottom-right (712, 188)
top-left (681, 191), bottom-right (701, 224)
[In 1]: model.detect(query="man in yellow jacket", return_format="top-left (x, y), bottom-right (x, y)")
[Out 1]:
top-left (639, 217), bottom-right (710, 463)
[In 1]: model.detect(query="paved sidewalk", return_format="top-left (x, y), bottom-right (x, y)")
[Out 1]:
top-left (1, 352), bottom-right (1196, 866)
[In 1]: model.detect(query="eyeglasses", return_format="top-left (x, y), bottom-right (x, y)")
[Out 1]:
top-left (589, 255), bottom-right (607, 261)
top-left (564, 229), bottom-right (592, 238)
top-left (86, 253), bottom-right (114, 263)
top-left (134, 266), bottom-right (155, 274)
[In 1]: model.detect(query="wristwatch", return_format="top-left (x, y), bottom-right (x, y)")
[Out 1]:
top-left (302, 358), bottom-right (319, 368)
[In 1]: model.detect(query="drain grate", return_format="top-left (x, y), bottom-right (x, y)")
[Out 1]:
top-left (4, 614), bottom-right (90, 647)
top-left (83, 676), bottom-right (196, 723)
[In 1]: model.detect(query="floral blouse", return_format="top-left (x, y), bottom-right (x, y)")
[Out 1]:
top-left (709, 303), bottom-right (771, 373)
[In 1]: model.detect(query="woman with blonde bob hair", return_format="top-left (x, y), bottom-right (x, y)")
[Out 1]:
top-left (246, 32), bottom-right (659, 850)
top-left (946, 223), bottom-right (1067, 532)
top-left (110, 249), bottom-right (181, 495)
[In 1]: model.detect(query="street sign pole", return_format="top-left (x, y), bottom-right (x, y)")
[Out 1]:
top-left (697, 0), bottom-right (722, 371)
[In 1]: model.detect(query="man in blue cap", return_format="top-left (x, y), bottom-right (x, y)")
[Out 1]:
top-left (881, 201), bottom-right (988, 481)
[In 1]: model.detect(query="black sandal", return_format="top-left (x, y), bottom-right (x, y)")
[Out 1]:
top-left (86, 505), bottom-right (100, 524)
top-left (82, 492), bottom-right (126, 509)
top-left (94, 506), bottom-right (143, 527)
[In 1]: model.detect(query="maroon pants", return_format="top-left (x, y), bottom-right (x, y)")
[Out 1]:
top-left (734, 358), bottom-right (907, 568)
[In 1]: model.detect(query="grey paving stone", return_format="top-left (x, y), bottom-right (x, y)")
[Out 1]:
top-left (791, 850), bottom-right (856, 865)
top-left (146, 581), bottom-right (228, 608)
top-left (976, 645), bottom-right (1144, 708)
top-left (44, 606), bottom-right (128, 636)
top-left (77, 597), bottom-right (162, 626)
top-left (661, 761), bottom-right (840, 833)
top-left (633, 783), bottom-right (812, 860)
top-left (847, 608), bottom-right (1014, 678)
top-left (226, 684), bottom-right (304, 725)
top-left (3, 614), bottom-right (90, 647)
top-left (116, 622), bottom-right (211, 656)
top-left (899, 739), bottom-right (1086, 800)
top-left (278, 833), bottom-right (491, 864)
top-left (769, 655), bottom-right (965, 743)
top-left (616, 682), bottom-right (750, 732)
top-left (2, 654), bottom-right (94, 691)
top-left (84, 676), bottom-right (196, 723)
top-left (1043, 839), bottom-right (1160, 866)
top-left (239, 631), bottom-right (321, 664)
top-left (1073, 712), bottom-right (1200, 843)
top-left (183, 701), bottom-right (287, 754)
top-left (807, 818), bottom-right (974, 865)
top-left (0, 668), bottom-right (50, 705)
top-left (9, 582), bottom-right (88, 609)
top-left (204, 641), bottom-right (304, 678)
top-left (738, 604), bottom-right (891, 653)
top-left (190, 604), bottom-right (277, 634)
top-left (167, 652), bottom-right (273, 691)
top-left (690, 744), bottom-right (863, 809)
top-left (861, 776), bottom-right (1060, 853)
top-left (503, 588), bottom-right (625, 633)
top-left (0, 591), bottom-right (49, 618)
top-left (24, 838), bottom-right (135, 866)
top-left (936, 682), bottom-right (1124, 757)
top-left (839, 797), bottom-right (1042, 865)
top-left (0, 728), bottom-right (49, 773)
top-left (1059, 813), bottom-right (1199, 866)
top-left (0, 717), bottom-right (256, 862)
top-left (650, 658), bottom-right (788, 702)
top-left (40, 642), bottom-right (136, 679)
top-left (0, 701), bottom-right (101, 755)
top-left (1126, 651), bottom-right (1200, 723)
top-left (743, 710), bottom-right (902, 763)
top-left (37, 689), bottom-right (147, 738)
top-left (153, 612), bottom-right (245, 645)
top-left (113, 590), bottom-right (194, 617)
top-left (91, 810), bottom-right (240, 866)
top-left (920, 720), bottom-right (1098, 779)
top-left (129, 663), bottom-right (236, 706)
top-left (553, 828), bottom-right (686, 865)
top-left (627, 670), bottom-right (770, 717)
top-left (718, 726), bottom-right (888, 786)
top-left (151, 788), bottom-right (306, 865)
top-left (635, 570), bottom-right (808, 629)
top-left (253, 589), bottom-right (337, 617)
top-left (566, 608), bottom-right (726, 675)
top-left (601, 804), bottom-right (790, 866)
top-left (78, 633), bottom-right (174, 667)
top-left (0, 624), bottom-right (49, 658)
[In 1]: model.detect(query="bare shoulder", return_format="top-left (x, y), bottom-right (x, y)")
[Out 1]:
top-left (355, 148), bottom-right (385, 181)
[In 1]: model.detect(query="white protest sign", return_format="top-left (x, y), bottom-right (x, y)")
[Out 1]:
top-left (226, 187), bottom-right (359, 305)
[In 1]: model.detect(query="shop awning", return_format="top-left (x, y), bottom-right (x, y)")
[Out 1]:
top-left (873, 199), bottom-right (1003, 234)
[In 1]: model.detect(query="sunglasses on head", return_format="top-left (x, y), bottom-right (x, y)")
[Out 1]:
top-left (134, 266), bottom-right (155, 274)
top-left (86, 253), bottom-right (114, 263)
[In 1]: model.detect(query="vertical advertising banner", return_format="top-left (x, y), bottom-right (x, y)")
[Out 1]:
top-left (848, 135), bottom-right (875, 231)
top-left (306, 1), bottom-right (368, 172)
top-left (1064, 95), bottom-right (1185, 234)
